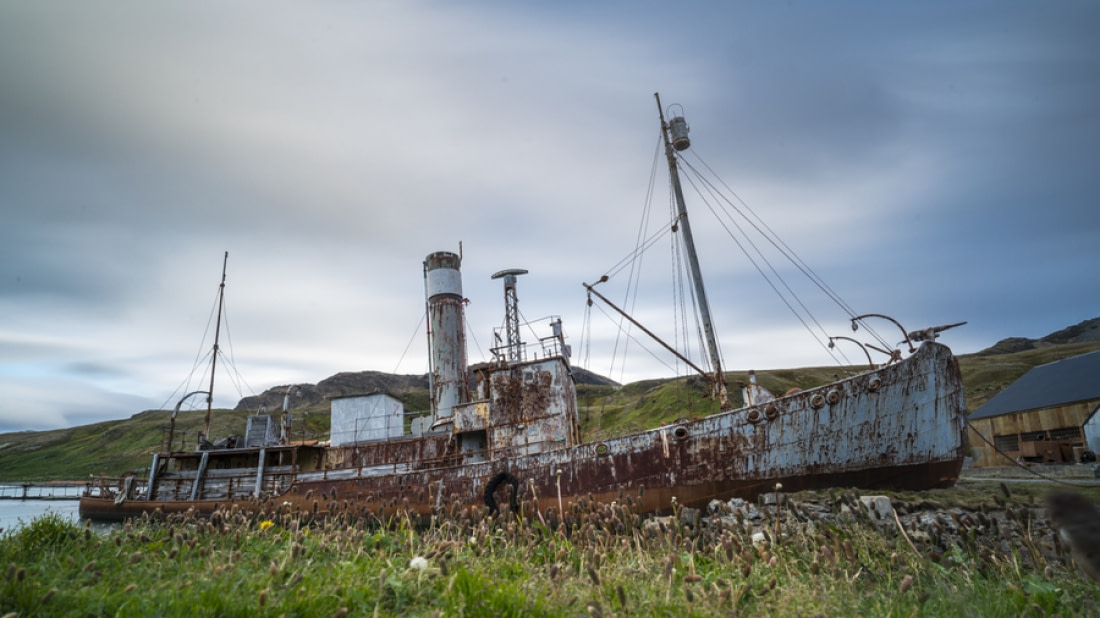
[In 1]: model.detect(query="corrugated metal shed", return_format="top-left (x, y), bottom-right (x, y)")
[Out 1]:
top-left (970, 350), bottom-right (1100, 420)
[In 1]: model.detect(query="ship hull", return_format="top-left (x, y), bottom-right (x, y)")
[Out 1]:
top-left (81, 342), bottom-right (966, 522)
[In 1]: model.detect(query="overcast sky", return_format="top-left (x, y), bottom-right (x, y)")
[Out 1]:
top-left (2, 1), bottom-right (1098, 433)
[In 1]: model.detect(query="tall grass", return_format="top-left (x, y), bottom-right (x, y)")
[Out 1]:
top-left (2, 487), bottom-right (1097, 617)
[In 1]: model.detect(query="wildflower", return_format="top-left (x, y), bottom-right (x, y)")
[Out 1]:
top-left (409, 556), bottom-right (429, 571)
top-left (259, 520), bottom-right (275, 532)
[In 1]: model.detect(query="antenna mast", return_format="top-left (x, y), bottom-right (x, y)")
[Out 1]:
top-left (491, 268), bottom-right (529, 362)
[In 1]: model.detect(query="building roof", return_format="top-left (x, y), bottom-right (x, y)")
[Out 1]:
top-left (970, 349), bottom-right (1100, 420)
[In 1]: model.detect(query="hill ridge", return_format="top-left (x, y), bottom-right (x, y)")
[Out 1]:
top-left (235, 367), bottom-right (618, 413)
top-left (976, 317), bottom-right (1100, 356)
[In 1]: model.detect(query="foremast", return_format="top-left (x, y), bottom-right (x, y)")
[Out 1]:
top-left (655, 93), bottom-right (728, 408)
top-left (202, 251), bottom-right (228, 440)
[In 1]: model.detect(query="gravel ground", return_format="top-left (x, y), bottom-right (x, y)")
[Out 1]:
top-left (960, 462), bottom-right (1100, 481)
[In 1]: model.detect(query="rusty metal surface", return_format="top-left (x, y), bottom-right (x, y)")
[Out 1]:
top-left (82, 341), bottom-right (966, 522)
top-left (322, 434), bottom-right (452, 470)
top-left (425, 251), bottom-right (468, 420)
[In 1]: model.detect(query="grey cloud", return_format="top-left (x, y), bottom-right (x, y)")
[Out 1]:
top-left (0, 1), bottom-right (1098, 432)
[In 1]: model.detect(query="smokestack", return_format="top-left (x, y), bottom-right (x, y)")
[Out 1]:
top-left (424, 251), bottom-right (468, 420)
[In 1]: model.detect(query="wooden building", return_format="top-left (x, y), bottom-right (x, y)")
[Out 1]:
top-left (968, 350), bottom-right (1100, 467)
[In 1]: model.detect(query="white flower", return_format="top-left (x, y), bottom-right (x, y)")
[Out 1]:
top-left (409, 556), bottom-right (429, 571)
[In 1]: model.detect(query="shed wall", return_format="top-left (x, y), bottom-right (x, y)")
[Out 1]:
top-left (967, 398), bottom-right (1099, 467)
top-left (331, 394), bottom-right (405, 446)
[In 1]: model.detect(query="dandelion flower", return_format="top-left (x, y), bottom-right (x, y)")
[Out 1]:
top-left (409, 556), bottom-right (429, 571)
top-left (259, 520), bottom-right (275, 531)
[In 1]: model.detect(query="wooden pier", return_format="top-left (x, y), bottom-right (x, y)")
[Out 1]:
top-left (0, 483), bottom-right (86, 500)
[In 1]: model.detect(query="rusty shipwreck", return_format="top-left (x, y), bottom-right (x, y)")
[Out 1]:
top-left (80, 96), bottom-right (968, 522)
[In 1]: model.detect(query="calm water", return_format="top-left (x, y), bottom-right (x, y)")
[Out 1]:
top-left (0, 497), bottom-right (81, 533)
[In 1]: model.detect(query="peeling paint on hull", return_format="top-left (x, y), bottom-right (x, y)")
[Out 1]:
top-left (81, 342), bottom-right (966, 522)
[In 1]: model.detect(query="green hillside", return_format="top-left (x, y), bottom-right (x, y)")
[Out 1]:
top-left (2, 339), bottom-right (1099, 483)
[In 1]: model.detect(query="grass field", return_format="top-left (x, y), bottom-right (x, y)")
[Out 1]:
top-left (2, 481), bottom-right (1098, 616)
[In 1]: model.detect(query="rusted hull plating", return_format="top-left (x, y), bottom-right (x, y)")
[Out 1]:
top-left (81, 341), bottom-right (965, 522)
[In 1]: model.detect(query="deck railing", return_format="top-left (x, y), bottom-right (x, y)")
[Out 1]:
top-left (0, 483), bottom-right (87, 500)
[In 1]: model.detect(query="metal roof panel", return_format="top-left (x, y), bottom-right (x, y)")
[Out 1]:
top-left (969, 350), bottom-right (1100, 420)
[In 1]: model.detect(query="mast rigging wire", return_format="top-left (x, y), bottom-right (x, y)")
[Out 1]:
top-left (394, 310), bottom-right (429, 374)
top-left (676, 157), bottom-right (845, 364)
top-left (585, 131), bottom-right (897, 377)
top-left (682, 149), bottom-right (892, 353)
